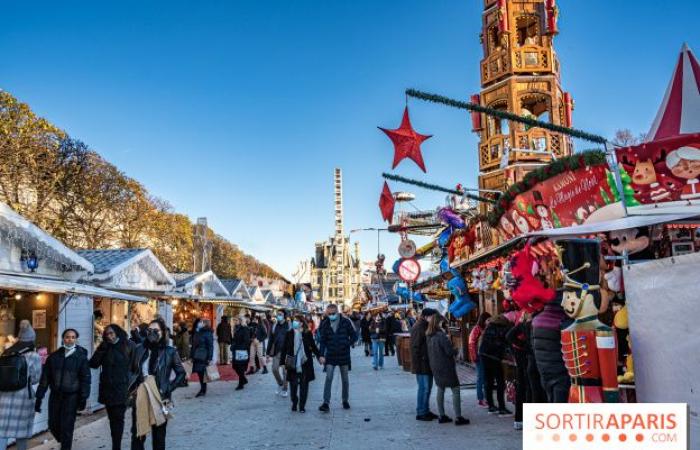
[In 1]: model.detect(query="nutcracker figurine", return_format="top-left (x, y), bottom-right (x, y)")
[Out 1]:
top-left (558, 239), bottom-right (619, 403)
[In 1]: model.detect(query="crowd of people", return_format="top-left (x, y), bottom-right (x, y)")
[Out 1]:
top-left (0, 301), bottom-right (539, 450)
top-left (0, 317), bottom-right (185, 450)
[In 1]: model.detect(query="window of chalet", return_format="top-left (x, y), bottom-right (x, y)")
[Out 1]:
top-left (516, 15), bottom-right (540, 47)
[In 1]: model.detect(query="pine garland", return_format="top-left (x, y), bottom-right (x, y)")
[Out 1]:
top-left (406, 89), bottom-right (608, 145)
top-left (382, 172), bottom-right (495, 204)
top-left (483, 150), bottom-right (608, 226)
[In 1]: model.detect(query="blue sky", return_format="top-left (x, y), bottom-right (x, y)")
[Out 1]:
top-left (2, 1), bottom-right (699, 279)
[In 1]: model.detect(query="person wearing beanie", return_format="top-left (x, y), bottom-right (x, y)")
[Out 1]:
top-left (0, 321), bottom-right (42, 450)
top-left (35, 328), bottom-right (91, 450)
top-left (410, 308), bottom-right (438, 421)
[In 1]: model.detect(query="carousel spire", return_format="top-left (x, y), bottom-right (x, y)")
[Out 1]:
top-left (645, 43), bottom-right (700, 142)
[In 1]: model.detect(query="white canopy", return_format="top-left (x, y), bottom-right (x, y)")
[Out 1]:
top-left (0, 273), bottom-right (145, 302)
top-left (527, 213), bottom-right (699, 237)
top-left (0, 202), bottom-right (93, 272)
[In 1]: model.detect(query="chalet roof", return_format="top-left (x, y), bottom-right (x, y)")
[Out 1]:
top-left (77, 249), bottom-right (147, 274)
top-left (171, 272), bottom-right (199, 288)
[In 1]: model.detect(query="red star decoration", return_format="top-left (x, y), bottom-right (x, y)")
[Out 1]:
top-left (379, 182), bottom-right (395, 223)
top-left (379, 107), bottom-right (432, 172)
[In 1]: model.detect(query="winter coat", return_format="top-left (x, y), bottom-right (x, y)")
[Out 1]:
top-left (468, 325), bottom-right (483, 363)
top-left (506, 320), bottom-right (533, 357)
top-left (231, 325), bottom-right (252, 366)
top-left (135, 342), bottom-right (186, 401)
top-left (36, 346), bottom-right (91, 401)
top-left (191, 327), bottom-right (214, 372)
top-left (266, 321), bottom-right (289, 357)
top-left (318, 316), bottom-right (357, 368)
top-left (280, 330), bottom-right (321, 382)
top-left (385, 316), bottom-right (397, 338)
top-left (0, 345), bottom-right (42, 438)
top-left (250, 321), bottom-right (268, 342)
top-left (173, 328), bottom-right (190, 360)
top-left (531, 301), bottom-right (570, 381)
top-left (369, 319), bottom-right (387, 341)
top-left (89, 332), bottom-right (139, 406)
top-left (360, 318), bottom-right (372, 343)
top-left (478, 316), bottom-right (512, 362)
top-left (216, 321), bottom-right (232, 344)
top-left (426, 330), bottom-right (460, 388)
top-left (410, 319), bottom-right (431, 375)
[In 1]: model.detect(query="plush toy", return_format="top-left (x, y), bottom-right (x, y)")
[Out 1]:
top-left (447, 271), bottom-right (476, 318)
top-left (437, 207), bottom-right (466, 229)
top-left (509, 245), bottom-right (555, 313)
top-left (613, 305), bottom-right (634, 384)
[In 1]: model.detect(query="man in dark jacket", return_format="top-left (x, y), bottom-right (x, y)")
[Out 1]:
top-left (410, 308), bottom-right (437, 421)
top-left (318, 304), bottom-right (357, 412)
top-left (216, 316), bottom-right (232, 365)
top-left (478, 315), bottom-right (513, 416)
top-left (384, 312), bottom-right (397, 356)
top-left (89, 324), bottom-right (138, 450)
top-left (267, 311), bottom-right (290, 396)
top-left (35, 329), bottom-right (91, 450)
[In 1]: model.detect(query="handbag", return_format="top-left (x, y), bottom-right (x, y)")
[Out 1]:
top-left (204, 364), bottom-right (220, 382)
top-left (285, 337), bottom-right (303, 371)
top-left (192, 347), bottom-right (208, 362)
top-left (234, 350), bottom-right (249, 362)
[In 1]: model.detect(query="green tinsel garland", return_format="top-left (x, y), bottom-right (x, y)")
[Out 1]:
top-left (382, 172), bottom-right (495, 204)
top-left (483, 150), bottom-right (608, 226)
top-left (406, 89), bottom-right (608, 145)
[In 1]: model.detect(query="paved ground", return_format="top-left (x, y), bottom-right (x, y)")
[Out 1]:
top-left (31, 348), bottom-right (521, 450)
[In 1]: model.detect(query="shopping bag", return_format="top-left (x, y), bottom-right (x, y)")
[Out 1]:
top-left (204, 364), bottom-right (220, 383)
top-left (182, 360), bottom-right (193, 378)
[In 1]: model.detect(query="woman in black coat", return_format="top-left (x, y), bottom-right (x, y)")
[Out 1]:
top-left (131, 319), bottom-right (186, 450)
top-left (190, 318), bottom-right (214, 397)
top-left (279, 315), bottom-right (321, 412)
top-left (89, 324), bottom-right (139, 450)
top-left (230, 317), bottom-right (252, 390)
top-left (35, 328), bottom-right (91, 450)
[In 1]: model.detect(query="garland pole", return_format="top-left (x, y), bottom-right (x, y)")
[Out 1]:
top-left (382, 172), bottom-right (495, 204)
top-left (406, 88), bottom-right (608, 145)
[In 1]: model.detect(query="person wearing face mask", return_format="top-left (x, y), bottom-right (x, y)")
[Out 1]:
top-left (231, 316), bottom-right (252, 390)
top-left (35, 329), bottom-right (91, 450)
top-left (190, 318), bottom-right (214, 397)
top-left (130, 319), bottom-right (185, 450)
top-left (266, 311), bottom-right (289, 396)
top-left (370, 313), bottom-right (387, 370)
top-left (89, 324), bottom-right (139, 450)
top-left (279, 316), bottom-right (322, 413)
top-left (318, 304), bottom-right (357, 412)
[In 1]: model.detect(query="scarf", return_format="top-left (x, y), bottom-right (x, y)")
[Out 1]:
top-left (294, 330), bottom-right (307, 373)
top-left (64, 345), bottom-right (76, 358)
top-left (135, 375), bottom-right (167, 438)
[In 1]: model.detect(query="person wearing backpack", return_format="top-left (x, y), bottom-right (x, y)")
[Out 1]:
top-left (0, 321), bottom-right (42, 450)
top-left (89, 324), bottom-right (139, 450)
top-left (35, 328), bottom-right (92, 450)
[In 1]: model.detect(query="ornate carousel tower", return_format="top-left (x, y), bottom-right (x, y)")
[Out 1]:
top-left (474, 0), bottom-right (574, 198)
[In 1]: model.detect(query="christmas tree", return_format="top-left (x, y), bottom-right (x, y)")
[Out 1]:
top-left (619, 167), bottom-right (641, 207)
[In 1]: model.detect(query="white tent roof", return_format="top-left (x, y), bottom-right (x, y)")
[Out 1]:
top-left (0, 202), bottom-right (93, 272)
top-left (528, 213), bottom-right (698, 237)
top-left (0, 273), bottom-right (145, 302)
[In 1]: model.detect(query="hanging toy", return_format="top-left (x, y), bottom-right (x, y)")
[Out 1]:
top-left (437, 207), bottom-right (466, 229)
top-left (509, 244), bottom-right (555, 313)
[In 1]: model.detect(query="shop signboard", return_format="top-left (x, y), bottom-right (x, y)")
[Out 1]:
top-left (615, 135), bottom-right (700, 215)
top-left (496, 164), bottom-right (624, 240)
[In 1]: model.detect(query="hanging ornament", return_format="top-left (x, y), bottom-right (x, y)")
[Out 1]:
top-left (378, 106), bottom-right (432, 172)
top-left (379, 182), bottom-right (396, 223)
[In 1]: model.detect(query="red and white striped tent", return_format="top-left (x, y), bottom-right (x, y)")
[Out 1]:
top-left (615, 44), bottom-right (700, 213)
